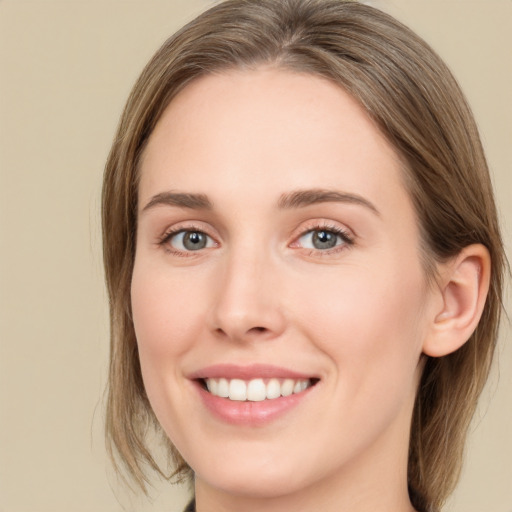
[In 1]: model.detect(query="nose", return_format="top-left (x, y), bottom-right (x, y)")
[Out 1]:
top-left (208, 247), bottom-right (287, 343)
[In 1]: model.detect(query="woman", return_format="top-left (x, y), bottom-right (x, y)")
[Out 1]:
top-left (102, 1), bottom-right (506, 511)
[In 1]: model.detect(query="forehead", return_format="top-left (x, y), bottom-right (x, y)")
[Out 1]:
top-left (139, 68), bottom-right (408, 217)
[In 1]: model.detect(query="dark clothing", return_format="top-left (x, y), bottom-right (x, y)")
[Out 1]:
top-left (184, 498), bottom-right (195, 512)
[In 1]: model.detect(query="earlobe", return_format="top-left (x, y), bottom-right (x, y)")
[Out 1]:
top-left (423, 244), bottom-right (491, 358)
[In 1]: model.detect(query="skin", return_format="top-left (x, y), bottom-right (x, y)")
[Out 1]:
top-left (131, 68), bottom-right (447, 512)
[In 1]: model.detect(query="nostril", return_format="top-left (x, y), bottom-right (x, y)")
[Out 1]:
top-left (250, 326), bottom-right (267, 333)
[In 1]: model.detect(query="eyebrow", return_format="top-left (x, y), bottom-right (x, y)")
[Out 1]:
top-left (141, 191), bottom-right (213, 213)
top-left (277, 188), bottom-right (380, 215)
top-left (141, 188), bottom-right (379, 216)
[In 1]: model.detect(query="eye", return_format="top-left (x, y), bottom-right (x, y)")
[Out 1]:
top-left (168, 230), bottom-right (215, 252)
top-left (297, 228), bottom-right (351, 251)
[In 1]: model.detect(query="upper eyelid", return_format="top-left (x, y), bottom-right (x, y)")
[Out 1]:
top-left (159, 221), bottom-right (216, 239)
top-left (291, 219), bottom-right (355, 239)
top-left (293, 227), bottom-right (353, 248)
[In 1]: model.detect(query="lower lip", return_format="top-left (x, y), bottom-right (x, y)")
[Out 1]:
top-left (194, 381), bottom-right (315, 426)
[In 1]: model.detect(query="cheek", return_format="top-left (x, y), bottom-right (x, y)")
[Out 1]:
top-left (130, 261), bottom-right (207, 376)
top-left (293, 260), bottom-right (428, 383)
top-left (130, 261), bottom-right (210, 436)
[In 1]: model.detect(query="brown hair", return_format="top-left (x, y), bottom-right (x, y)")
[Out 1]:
top-left (102, 1), bottom-right (506, 510)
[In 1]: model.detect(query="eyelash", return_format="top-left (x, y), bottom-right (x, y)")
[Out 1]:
top-left (157, 223), bottom-right (216, 257)
top-left (157, 221), bottom-right (354, 257)
top-left (294, 222), bottom-right (354, 256)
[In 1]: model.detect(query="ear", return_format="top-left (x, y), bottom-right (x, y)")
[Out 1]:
top-left (423, 244), bottom-right (491, 358)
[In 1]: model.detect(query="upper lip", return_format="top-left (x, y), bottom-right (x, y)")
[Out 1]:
top-left (189, 363), bottom-right (318, 381)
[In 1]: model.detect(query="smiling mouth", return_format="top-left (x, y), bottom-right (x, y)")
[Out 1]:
top-left (200, 377), bottom-right (319, 402)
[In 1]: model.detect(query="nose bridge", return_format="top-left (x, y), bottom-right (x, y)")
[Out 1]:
top-left (209, 239), bottom-right (285, 341)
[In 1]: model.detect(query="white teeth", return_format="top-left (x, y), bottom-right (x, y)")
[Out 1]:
top-left (204, 377), bottom-right (313, 401)
top-left (266, 378), bottom-right (281, 399)
top-left (229, 379), bottom-right (247, 401)
top-left (247, 378), bottom-right (267, 401)
top-left (206, 378), bottom-right (218, 395)
top-left (217, 378), bottom-right (229, 398)
top-left (281, 379), bottom-right (294, 397)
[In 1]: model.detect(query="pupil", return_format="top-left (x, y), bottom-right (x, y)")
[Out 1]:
top-left (313, 230), bottom-right (337, 249)
top-left (183, 231), bottom-right (206, 250)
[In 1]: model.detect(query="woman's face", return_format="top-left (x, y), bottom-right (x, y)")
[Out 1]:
top-left (132, 69), bottom-right (440, 503)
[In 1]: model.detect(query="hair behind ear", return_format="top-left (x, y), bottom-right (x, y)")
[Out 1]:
top-left (409, 243), bottom-right (501, 511)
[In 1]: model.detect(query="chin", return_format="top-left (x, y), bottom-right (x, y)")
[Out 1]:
top-left (195, 459), bottom-right (309, 499)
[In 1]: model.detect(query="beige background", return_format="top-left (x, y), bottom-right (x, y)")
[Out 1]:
top-left (0, 1), bottom-right (510, 511)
